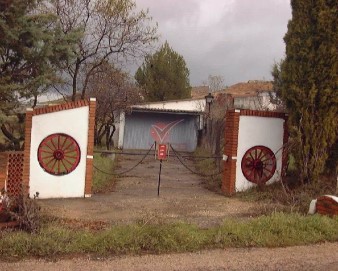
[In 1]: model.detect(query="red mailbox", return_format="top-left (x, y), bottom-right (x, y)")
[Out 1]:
top-left (157, 144), bottom-right (168, 160)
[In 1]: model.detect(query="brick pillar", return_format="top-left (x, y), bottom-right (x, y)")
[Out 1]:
top-left (84, 98), bottom-right (96, 197)
top-left (22, 109), bottom-right (34, 195)
top-left (222, 109), bottom-right (240, 195)
top-left (0, 153), bottom-right (8, 191)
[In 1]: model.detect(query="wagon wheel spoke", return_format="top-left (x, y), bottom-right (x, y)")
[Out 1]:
top-left (41, 154), bottom-right (55, 159)
top-left (257, 149), bottom-right (265, 160)
top-left (249, 152), bottom-right (255, 161)
top-left (40, 149), bottom-right (54, 154)
top-left (261, 156), bottom-right (273, 163)
top-left (41, 142), bottom-right (54, 152)
top-left (241, 146), bottom-right (276, 184)
top-left (38, 133), bottom-right (81, 175)
top-left (263, 167), bottom-right (274, 174)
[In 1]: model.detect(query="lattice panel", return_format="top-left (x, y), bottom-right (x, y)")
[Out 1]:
top-left (7, 152), bottom-right (24, 197)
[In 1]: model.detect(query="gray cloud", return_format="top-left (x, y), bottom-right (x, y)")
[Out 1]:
top-left (134, 0), bottom-right (291, 86)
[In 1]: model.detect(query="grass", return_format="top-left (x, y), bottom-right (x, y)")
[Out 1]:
top-left (0, 212), bottom-right (337, 259)
top-left (193, 147), bottom-right (222, 192)
top-left (92, 153), bottom-right (117, 193)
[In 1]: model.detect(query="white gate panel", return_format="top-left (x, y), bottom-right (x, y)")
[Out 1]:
top-left (29, 107), bottom-right (89, 198)
top-left (235, 116), bottom-right (284, 192)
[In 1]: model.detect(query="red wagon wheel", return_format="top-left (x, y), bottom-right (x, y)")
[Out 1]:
top-left (38, 133), bottom-right (81, 175)
top-left (241, 145), bottom-right (276, 184)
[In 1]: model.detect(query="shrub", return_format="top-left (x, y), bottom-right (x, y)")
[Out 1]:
top-left (1, 189), bottom-right (41, 233)
top-left (10, 192), bottom-right (41, 233)
top-left (238, 176), bottom-right (337, 214)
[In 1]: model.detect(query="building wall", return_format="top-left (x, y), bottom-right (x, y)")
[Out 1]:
top-left (234, 92), bottom-right (275, 110)
top-left (123, 112), bottom-right (198, 152)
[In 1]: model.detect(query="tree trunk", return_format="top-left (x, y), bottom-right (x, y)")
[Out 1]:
top-left (214, 121), bottom-right (221, 157)
top-left (105, 124), bottom-right (111, 150)
top-left (72, 59), bottom-right (80, 101)
top-left (32, 94), bottom-right (38, 108)
top-left (108, 124), bottom-right (116, 149)
top-left (96, 123), bottom-right (106, 146)
top-left (1, 124), bottom-right (21, 150)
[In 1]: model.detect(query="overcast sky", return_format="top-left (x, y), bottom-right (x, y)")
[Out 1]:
top-left (132, 0), bottom-right (292, 87)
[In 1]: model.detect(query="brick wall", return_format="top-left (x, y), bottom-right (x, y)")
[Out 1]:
top-left (316, 196), bottom-right (338, 216)
top-left (33, 100), bottom-right (90, 115)
top-left (85, 98), bottom-right (96, 196)
top-left (22, 109), bottom-right (33, 192)
top-left (222, 109), bottom-right (288, 195)
top-left (222, 110), bottom-right (240, 195)
top-left (0, 153), bottom-right (8, 191)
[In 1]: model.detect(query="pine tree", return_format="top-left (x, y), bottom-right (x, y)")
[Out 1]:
top-left (280, 0), bottom-right (337, 183)
top-left (0, 0), bottom-right (79, 149)
top-left (0, 0), bottom-right (79, 112)
top-left (135, 41), bottom-right (191, 101)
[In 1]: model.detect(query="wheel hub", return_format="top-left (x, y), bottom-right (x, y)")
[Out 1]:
top-left (53, 150), bottom-right (64, 160)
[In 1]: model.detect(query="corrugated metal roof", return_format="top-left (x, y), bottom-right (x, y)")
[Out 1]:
top-left (133, 97), bottom-right (204, 107)
top-left (131, 107), bottom-right (202, 115)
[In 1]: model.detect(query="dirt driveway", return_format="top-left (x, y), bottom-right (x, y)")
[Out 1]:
top-left (39, 151), bottom-right (260, 227)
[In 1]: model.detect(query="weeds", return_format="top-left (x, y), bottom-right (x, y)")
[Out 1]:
top-left (92, 153), bottom-right (117, 193)
top-left (237, 176), bottom-right (337, 214)
top-left (194, 147), bottom-right (222, 192)
top-left (0, 188), bottom-right (41, 233)
top-left (0, 212), bottom-right (337, 259)
top-left (9, 192), bottom-right (41, 233)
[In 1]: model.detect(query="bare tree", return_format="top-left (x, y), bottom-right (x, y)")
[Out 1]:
top-left (49, 0), bottom-right (158, 101)
top-left (203, 75), bottom-right (226, 93)
top-left (204, 94), bottom-right (234, 156)
top-left (200, 75), bottom-right (230, 156)
top-left (86, 61), bottom-right (142, 150)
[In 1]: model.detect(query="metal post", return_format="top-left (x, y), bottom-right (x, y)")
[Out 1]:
top-left (157, 159), bottom-right (162, 196)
